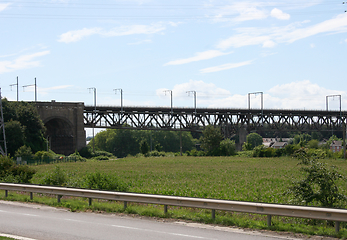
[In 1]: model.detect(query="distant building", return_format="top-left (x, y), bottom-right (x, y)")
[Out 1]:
top-left (262, 138), bottom-right (292, 148)
top-left (330, 140), bottom-right (344, 153)
top-left (272, 142), bottom-right (288, 149)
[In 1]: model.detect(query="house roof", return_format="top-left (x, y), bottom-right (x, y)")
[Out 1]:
top-left (330, 140), bottom-right (343, 147)
top-left (272, 142), bottom-right (288, 147)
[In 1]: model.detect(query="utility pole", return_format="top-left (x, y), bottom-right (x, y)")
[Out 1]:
top-left (164, 90), bottom-right (173, 126)
top-left (326, 94), bottom-right (345, 158)
top-left (0, 88), bottom-right (7, 156)
top-left (248, 92), bottom-right (264, 125)
top-left (10, 76), bottom-right (19, 101)
top-left (23, 77), bottom-right (37, 102)
top-left (326, 95), bottom-right (341, 137)
top-left (114, 89), bottom-right (123, 113)
top-left (88, 87), bottom-right (96, 153)
top-left (186, 91), bottom-right (196, 114)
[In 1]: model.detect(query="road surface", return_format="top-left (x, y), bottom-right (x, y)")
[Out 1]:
top-left (0, 201), bottom-right (302, 240)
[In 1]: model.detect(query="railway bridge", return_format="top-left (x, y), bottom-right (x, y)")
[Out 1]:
top-left (35, 101), bottom-right (347, 155)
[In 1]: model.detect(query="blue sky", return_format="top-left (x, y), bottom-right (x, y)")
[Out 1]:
top-left (1, 0), bottom-right (347, 112)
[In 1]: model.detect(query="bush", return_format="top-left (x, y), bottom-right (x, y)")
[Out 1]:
top-left (0, 155), bottom-right (36, 183)
top-left (252, 145), bottom-right (275, 157)
top-left (79, 146), bottom-right (93, 158)
top-left (35, 150), bottom-right (55, 160)
top-left (68, 151), bottom-right (86, 162)
top-left (94, 156), bottom-right (109, 161)
top-left (93, 150), bottom-right (114, 158)
top-left (147, 150), bottom-right (166, 157)
top-left (14, 145), bottom-right (33, 158)
top-left (186, 149), bottom-right (205, 156)
top-left (41, 166), bottom-right (67, 186)
top-left (287, 150), bottom-right (346, 208)
top-left (219, 139), bottom-right (236, 156)
top-left (83, 172), bottom-right (128, 191)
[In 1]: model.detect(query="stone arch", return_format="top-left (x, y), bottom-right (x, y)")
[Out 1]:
top-left (44, 117), bottom-right (75, 155)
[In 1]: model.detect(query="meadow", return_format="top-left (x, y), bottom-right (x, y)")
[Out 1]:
top-left (30, 156), bottom-right (347, 205)
top-left (3, 156), bottom-right (347, 238)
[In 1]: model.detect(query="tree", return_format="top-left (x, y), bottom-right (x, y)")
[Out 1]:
top-left (244, 133), bottom-right (263, 150)
top-left (200, 125), bottom-right (223, 155)
top-left (5, 120), bottom-right (25, 157)
top-left (2, 99), bottom-right (46, 154)
top-left (219, 139), bottom-right (236, 156)
top-left (288, 149), bottom-right (346, 208)
top-left (139, 139), bottom-right (149, 155)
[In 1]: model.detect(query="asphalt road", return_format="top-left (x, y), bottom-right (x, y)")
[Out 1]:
top-left (0, 201), bottom-right (301, 240)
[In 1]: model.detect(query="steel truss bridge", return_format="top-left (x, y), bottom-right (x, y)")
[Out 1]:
top-left (84, 106), bottom-right (347, 136)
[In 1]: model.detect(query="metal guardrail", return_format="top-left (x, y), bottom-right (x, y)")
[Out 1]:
top-left (0, 183), bottom-right (346, 233)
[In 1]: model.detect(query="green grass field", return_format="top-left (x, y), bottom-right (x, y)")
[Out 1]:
top-left (3, 156), bottom-right (347, 238)
top-left (30, 156), bottom-right (347, 205)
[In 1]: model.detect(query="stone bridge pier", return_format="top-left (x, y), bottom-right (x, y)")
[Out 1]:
top-left (35, 101), bottom-right (86, 155)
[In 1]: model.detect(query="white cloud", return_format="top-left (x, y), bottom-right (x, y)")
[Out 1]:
top-left (0, 3), bottom-right (10, 12)
top-left (217, 30), bottom-right (275, 49)
top-left (58, 28), bottom-right (101, 43)
top-left (270, 8), bottom-right (290, 20)
top-left (267, 80), bottom-right (344, 110)
top-left (58, 24), bottom-right (166, 43)
top-left (200, 60), bottom-right (253, 73)
top-left (280, 13), bottom-right (347, 43)
top-left (164, 50), bottom-right (232, 66)
top-left (0, 51), bottom-right (50, 74)
top-left (216, 13), bottom-right (347, 49)
top-left (128, 39), bottom-right (152, 45)
top-left (39, 85), bottom-right (73, 95)
top-left (213, 2), bottom-right (268, 23)
top-left (156, 80), bottom-right (231, 100)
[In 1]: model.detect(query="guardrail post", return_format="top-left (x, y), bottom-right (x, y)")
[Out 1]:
top-left (124, 201), bottom-right (127, 210)
top-left (57, 195), bottom-right (62, 203)
top-left (267, 215), bottom-right (272, 227)
top-left (30, 192), bottom-right (33, 200)
top-left (88, 198), bottom-right (92, 206)
top-left (335, 221), bottom-right (340, 233)
top-left (164, 205), bottom-right (168, 214)
top-left (5, 190), bottom-right (8, 198)
top-left (212, 209), bottom-right (216, 220)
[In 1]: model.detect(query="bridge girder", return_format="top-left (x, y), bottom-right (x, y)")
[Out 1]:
top-left (84, 106), bottom-right (346, 137)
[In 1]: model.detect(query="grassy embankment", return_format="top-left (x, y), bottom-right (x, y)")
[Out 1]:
top-left (1, 156), bottom-right (347, 238)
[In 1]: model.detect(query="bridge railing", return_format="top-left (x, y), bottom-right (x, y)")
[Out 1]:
top-left (0, 183), bottom-right (346, 233)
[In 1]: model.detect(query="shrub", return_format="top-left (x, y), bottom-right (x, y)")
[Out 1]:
top-left (79, 146), bottom-right (93, 158)
top-left (252, 145), bottom-right (275, 157)
top-left (148, 150), bottom-right (166, 157)
top-left (41, 166), bottom-right (67, 186)
top-left (287, 150), bottom-right (346, 208)
top-left (93, 150), bottom-right (114, 158)
top-left (14, 145), bottom-right (33, 158)
top-left (186, 149), bottom-right (205, 156)
top-left (35, 150), bottom-right (55, 160)
top-left (83, 172), bottom-right (128, 191)
top-left (68, 151), bottom-right (86, 162)
top-left (219, 139), bottom-right (236, 156)
top-left (94, 156), bottom-right (109, 161)
top-left (0, 155), bottom-right (36, 183)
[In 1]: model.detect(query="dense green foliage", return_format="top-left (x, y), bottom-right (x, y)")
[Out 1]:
top-left (2, 99), bottom-right (46, 156)
top-left (200, 125), bottom-right (223, 154)
top-left (199, 125), bottom-right (236, 156)
top-left (288, 149), bottom-right (346, 208)
top-left (243, 132), bottom-right (263, 150)
top-left (0, 155), bottom-right (36, 183)
top-left (91, 128), bottom-right (195, 158)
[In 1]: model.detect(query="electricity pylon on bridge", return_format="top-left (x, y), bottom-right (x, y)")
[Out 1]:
top-left (0, 88), bottom-right (7, 156)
